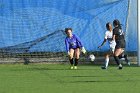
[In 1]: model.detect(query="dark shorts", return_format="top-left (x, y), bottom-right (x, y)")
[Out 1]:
top-left (115, 40), bottom-right (125, 49)
top-left (69, 46), bottom-right (80, 50)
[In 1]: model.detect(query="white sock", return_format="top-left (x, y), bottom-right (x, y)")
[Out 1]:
top-left (105, 58), bottom-right (109, 68)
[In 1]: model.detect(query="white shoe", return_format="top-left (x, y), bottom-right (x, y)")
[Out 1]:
top-left (127, 61), bottom-right (131, 66)
top-left (74, 66), bottom-right (77, 69)
top-left (70, 66), bottom-right (74, 69)
top-left (118, 64), bottom-right (123, 70)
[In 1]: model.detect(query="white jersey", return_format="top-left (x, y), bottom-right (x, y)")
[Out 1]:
top-left (104, 30), bottom-right (116, 52)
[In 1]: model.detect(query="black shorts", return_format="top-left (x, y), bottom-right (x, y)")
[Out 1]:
top-left (70, 47), bottom-right (80, 50)
top-left (115, 40), bottom-right (125, 49)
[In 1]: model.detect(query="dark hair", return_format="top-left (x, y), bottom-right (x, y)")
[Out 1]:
top-left (65, 28), bottom-right (72, 33)
top-left (113, 19), bottom-right (122, 29)
top-left (106, 22), bottom-right (111, 30)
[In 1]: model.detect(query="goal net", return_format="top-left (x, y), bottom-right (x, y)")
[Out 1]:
top-left (0, 0), bottom-right (137, 64)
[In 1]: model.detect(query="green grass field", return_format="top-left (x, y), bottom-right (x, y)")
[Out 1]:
top-left (0, 63), bottom-right (139, 93)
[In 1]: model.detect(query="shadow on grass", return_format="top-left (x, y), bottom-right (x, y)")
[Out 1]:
top-left (28, 67), bottom-right (100, 71)
top-left (67, 75), bottom-right (103, 77)
top-left (10, 67), bottom-right (100, 71)
top-left (69, 79), bottom-right (140, 83)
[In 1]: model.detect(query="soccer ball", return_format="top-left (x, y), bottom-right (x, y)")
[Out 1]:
top-left (89, 54), bottom-right (95, 62)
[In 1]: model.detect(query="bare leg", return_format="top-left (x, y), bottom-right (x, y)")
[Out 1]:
top-left (69, 49), bottom-right (74, 65)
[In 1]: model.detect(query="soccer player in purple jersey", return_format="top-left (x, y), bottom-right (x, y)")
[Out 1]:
top-left (65, 28), bottom-right (86, 69)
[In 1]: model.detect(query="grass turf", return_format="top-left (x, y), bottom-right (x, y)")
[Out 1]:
top-left (0, 64), bottom-right (139, 93)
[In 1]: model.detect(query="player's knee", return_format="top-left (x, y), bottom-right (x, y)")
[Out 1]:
top-left (75, 54), bottom-right (80, 59)
top-left (69, 54), bottom-right (74, 59)
top-left (114, 51), bottom-right (120, 56)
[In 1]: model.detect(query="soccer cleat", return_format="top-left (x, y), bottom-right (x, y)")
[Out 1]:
top-left (124, 54), bottom-right (130, 66)
top-left (118, 66), bottom-right (123, 69)
top-left (118, 64), bottom-right (123, 70)
top-left (118, 64), bottom-right (123, 69)
top-left (125, 60), bottom-right (130, 66)
top-left (101, 66), bottom-right (107, 69)
top-left (127, 61), bottom-right (131, 66)
top-left (74, 66), bottom-right (77, 69)
top-left (70, 66), bottom-right (74, 69)
top-left (125, 59), bottom-right (130, 66)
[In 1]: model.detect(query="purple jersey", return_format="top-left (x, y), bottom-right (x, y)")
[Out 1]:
top-left (65, 34), bottom-right (83, 52)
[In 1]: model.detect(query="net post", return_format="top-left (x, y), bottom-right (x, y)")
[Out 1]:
top-left (138, 0), bottom-right (140, 66)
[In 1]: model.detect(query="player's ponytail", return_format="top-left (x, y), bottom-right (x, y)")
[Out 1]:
top-left (106, 22), bottom-right (111, 30)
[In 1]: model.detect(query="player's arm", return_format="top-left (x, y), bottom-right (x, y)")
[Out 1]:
top-left (113, 35), bottom-right (116, 41)
top-left (74, 34), bottom-right (83, 47)
top-left (74, 34), bottom-right (86, 54)
top-left (112, 29), bottom-right (116, 41)
top-left (98, 32), bottom-right (107, 48)
top-left (65, 38), bottom-right (70, 55)
top-left (98, 39), bottom-right (107, 48)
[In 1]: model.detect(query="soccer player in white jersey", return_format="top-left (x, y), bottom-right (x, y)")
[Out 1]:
top-left (98, 22), bottom-right (130, 69)
top-left (98, 22), bottom-right (116, 69)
